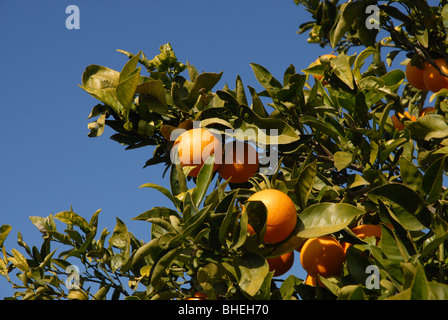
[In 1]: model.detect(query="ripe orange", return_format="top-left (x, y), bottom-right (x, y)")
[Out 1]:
top-left (423, 58), bottom-right (448, 92)
top-left (341, 224), bottom-right (382, 253)
top-left (312, 54), bottom-right (336, 82)
top-left (173, 128), bottom-right (222, 177)
top-left (218, 141), bottom-right (259, 184)
top-left (406, 61), bottom-right (428, 91)
top-left (267, 251), bottom-right (294, 277)
top-left (245, 189), bottom-right (297, 244)
top-left (300, 235), bottom-right (345, 278)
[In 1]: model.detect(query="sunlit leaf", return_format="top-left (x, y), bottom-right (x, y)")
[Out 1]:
top-left (236, 253), bottom-right (269, 297)
top-left (296, 203), bottom-right (363, 238)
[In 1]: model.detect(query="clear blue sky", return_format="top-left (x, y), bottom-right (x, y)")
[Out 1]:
top-left (0, 0), bottom-right (387, 298)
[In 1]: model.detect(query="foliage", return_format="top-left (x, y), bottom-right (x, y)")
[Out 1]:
top-left (2, 0), bottom-right (448, 300)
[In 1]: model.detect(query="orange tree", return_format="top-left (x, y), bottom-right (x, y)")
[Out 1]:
top-left (2, 0), bottom-right (448, 300)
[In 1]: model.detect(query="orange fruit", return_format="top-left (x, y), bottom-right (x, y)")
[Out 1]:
top-left (173, 128), bottom-right (222, 177)
top-left (341, 224), bottom-right (382, 253)
top-left (267, 251), bottom-right (294, 277)
top-left (406, 61), bottom-right (428, 91)
top-left (300, 235), bottom-right (345, 278)
top-left (245, 189), bottom-right (297, 244)
top-left (423, 58), bottom-right (448, 92)
top-left (312, 54), bottom-right (336, 82)
top-left (218, 140), bottom-right (259, 184)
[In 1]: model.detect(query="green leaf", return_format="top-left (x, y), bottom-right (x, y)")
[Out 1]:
top-left (297, 203), bottom-right (363, 238)
top-left (300, 116), bottom-right (347, 148)
top-left (381, 69), bottom-right (405, 88)
top-left (280, 275), bottom-right (302, 300)
top-left (233, 105), bottom-right (300, 145)
top-left (170, 154), bottom-right (188, 198)
top-left (295, 160), bottom-right (317, 210)
top-left (197, 263), bottom-right (222, 299)
top-left (330, 53), bottom-right (354, 90)
top-left (248, 86), bottom-right (269, 118)
top-left (132, 207), bottom-right (180, 221)
top-left (368, 183), bottom-right (431, 230)
top-left (187, 61), bottom-right (199, 82)
top-left (119, 51), bottom-right (141, 83)
top-left (116, 68), bottom-right (141, 118)
top-left (136, 79), bottom-right (169, 114)
top-left (235, 253), bottom-right (269, 297)
top-left (9, 249), bottom-right (29, 272)
top-left (406, 114), bottom-right (448, 141)
top-left (379, 138), bottom-right (407, 163)
top-left (109, 218), bottom-right (131, 258)
top-left (82, 65), bottom-right (120, 88)
top-left (218, 191), bottom-right (240, 245)
top-left (89, 209), bottom-right (102, 232)
top-left (334, 151), bottom-right (354, 171)
top-left (30, 267), bottom-right (45, 286)
top-left (380, 224), bottom-right (405, 262)
top-left (149, 247), bottom-right (183, 293)
top-left (250, 63), bottom-right (283, 103)
top-left (0, 225), bottom-right (12, 247)
top-left (80, 65), bottom-right (122, 116)
top-left (183, 205), bottom-right (212, 239)
top-left (410, 265), bottom-right (429, 300)
top-left (93, 285), bottom-right (110, 300)
top-left (244, 200), bottom-right (268, 244)
top-left (54, 211), bottom-right (90, 233)
top-left (330, 1), bottom-right (365, 48)
top-left (139, 183), bottom-right (179, 209)
top-left (192, 155), bottom-right (215, 208)
top-left (428, 282), bottom-right (448, 300)
top-left (421, 215), bottom-right (448, 258)
top-left (338, 285), bottom-right (367, 300)
top-left (184, 72), bottom-right (223, 106)
top-left (415, 28), bottom-right (429, 48)
top-left (398, 157), bottom-right (424, 195)
top-left (131, 238), bottom-right (163, 267)
top-left (230, 206), bottom-right (248, 251)
top-left (235, 74), bottom-right (248, 106)
top-left (422, 156), bottom-right (445, 203)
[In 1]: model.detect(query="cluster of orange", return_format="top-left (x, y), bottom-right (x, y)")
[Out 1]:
top-left (173, 128), bottom-right (259, 183)
top-left (176, 129), bottom-right (386, 297)
top-left (243, 188), bottom-right (383, 286)
top-left (406, 58), bottom-right (448, 92)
